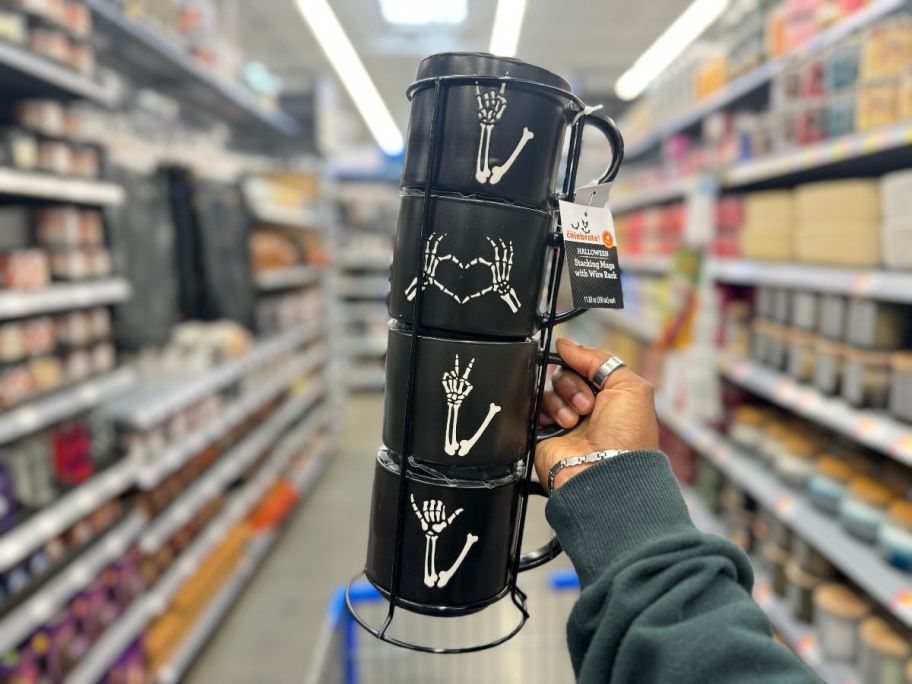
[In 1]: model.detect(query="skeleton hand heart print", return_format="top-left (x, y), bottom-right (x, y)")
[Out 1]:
top-left (441, 354), bottom-right (502, 457)
top-left (474, 83), bottom-right (535, 186)
top-left (411, 494), bottom-right (479, 589)
top-left (404, 233), bottom-right (522, 313)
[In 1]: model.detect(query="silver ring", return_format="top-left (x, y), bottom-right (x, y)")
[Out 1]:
top-left (592, 356), bottom-right (625, 389)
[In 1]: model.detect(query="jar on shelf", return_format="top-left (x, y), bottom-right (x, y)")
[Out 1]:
top-left (813, 337), bottom-right (845, 395)
top-left (819, 294), bottom-right (847, 340)
top-left (762, 542), bottom-right (790, 597)
top-left (723, 301), bottom-right (752, 358)
top-left (756, 287), bottom-right (775, 319)
top-left (696, 458), bottom-right (725, 514)
top-left (793, 537), bottom-right (835, 578)
top-left (790, 290), bottom-right (818, 331)
top-left (889, 353), bottom-right (912, 423)
top-left (766, 322), bottom-right (789, 370)
top-left (786, 329), bottom-right (816, 383)
top-left (846, 299), bottom-right (911, 350)
top-left (758, 422), bottom-right (791, 465)
top-left (751, 318), bottom-right (774, 366)
top-left (785, 559), bottom-right (824, 623)
top-left (729, 405), bottom-right (768, 451)
top-left (840, 476), bottom-right (893, 542)
top-left (859, 617), bottom-right (910, 684)
top-left (773, 288), bottom-right (791, 323)
top-left (813, 583), bottom-right (870, 661)
top-left (842, 347), bottom-right (892, 409)
top-left (808, 455), bottom-right (854, 515)
top-left (879, 500), bottom-right (912, 573)
top-left (774, 434), bottom-right (818, 487)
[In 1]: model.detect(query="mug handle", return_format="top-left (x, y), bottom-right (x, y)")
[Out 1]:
top-left (518, 480), bottom-right (562, 571)
top-left (536, 351), bottom-right (599, 440)
top-left (581, 112), bottom-right (625, 185)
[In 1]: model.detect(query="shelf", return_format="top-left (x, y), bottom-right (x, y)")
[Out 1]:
top-left (338, 276), bottom-right (389, 300)
top-left (659, 399), bottom-right (912, 629)
top-left (621, 254), bottom-right (674, 276)
top-left (154, 531), bottom-right (276, 684)
top-left (136, 347), bottom-right (326, 490)
top-left (0, 454), bottom-right (137, 573)
top-left (344, 335), bottom-right (387, 359)
top-left (104, 321), bottom-right (323, 430)
top-left (0, 512), bottom-right (144, 654)
top-left (623, 0), bottom-right (905, 158)
top-left (339, 250), bottom-right (392, 271)
top-left (719, 357), bottom-right (912, 465)
top-left (710, 259), bottom-right (912, 304)
top-left (87, 0), bottom-right (299, 136)
top-left (612, 177), bottom-right (697, 214)
top-left (596, 309), bottom-right (660, 344)
top-left (0, 168), bottom-right (125, 205)
top-left (0, 278), bottom-right (131, 321)
top-left (0, 367), bottom-right (135, 446)
top-left (249, 203), bottom-right (321, 229)
top-left (725, 121), bottom-right (912, 187)
top-left (0, 36), bottom-right (112, 104)
top-left (256, 265), bottom-right (322, 291)
top-left (67, 412), bottom-right (330, 684)
top-left (138, 386), bottom-right (324, 553)
top-left (682, 487), bottom-right (860, 683)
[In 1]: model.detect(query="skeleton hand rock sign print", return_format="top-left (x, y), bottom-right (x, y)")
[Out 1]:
top-left (411, 495), bottom-right (479, 589)
top-left (404, 233), bottom-right (522, 313)
top-left (441, 355), bottom-right (501, 457)
top-left (474, 83), bottom-right (534, 186)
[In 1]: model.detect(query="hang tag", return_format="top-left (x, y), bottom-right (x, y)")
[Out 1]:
top-left (559, 198), bottom-right (623, 309)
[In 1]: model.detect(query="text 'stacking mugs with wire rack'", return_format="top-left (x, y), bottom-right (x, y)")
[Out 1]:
top-left (388, 192), bottom-right (585, 338)
top-left (401, 52), bottom-right (624, 209)
top-left (384, 324), bottom-right (595, 475)
top-left (365, 449), bottom-right (559, 615)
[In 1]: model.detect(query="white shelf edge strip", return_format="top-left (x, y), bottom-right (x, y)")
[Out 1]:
top-left (139, 386), bottom-right (324, 553)
top-left (154, 532), bottom-right (276, 684)
top-left (659, 400), bottom-right (912, 628)
top-left (255, 265), bottom-right (322, 291)
top-left (0, 278), bottom-right (132, 320)
top-left (68, 412), bottom-right (330, 684)
top-left (682, 488), bottom-right (859, 683)
top-left (123, 321), bottom-right (323, 429)
top-left (0, 453), bottom-right (138, 572)
top-left (0, 38), bottom-right (113, 105)
top-left (0, 367), bottom-right (135, 446)
top-left (725, 121), bottom-right (912, 186)
top-left (623, 0), bottom-right (905, 158)
top-left (0, 512), bottom-right (144, 653)
top-left (0, 168), bottom-right (124, 205)
top-left (719, 357), bottom-right (912, 464)
top-left (710, 259), bottom-right (912, 305)
top-left (137, 347), bottom-right (326, 489)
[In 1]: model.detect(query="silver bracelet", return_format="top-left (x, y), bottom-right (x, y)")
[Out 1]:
top-left (548, 450), bottom-right (630, 492)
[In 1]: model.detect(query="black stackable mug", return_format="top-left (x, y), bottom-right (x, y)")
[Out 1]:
top-left (365, 449), bottom-right (559, 615)
top-left (401, 52), bottom-right (624, 209)
top-left (388, 192), bottom-right (583, 338)
top-left (384, 324), bottom-right (592, 473)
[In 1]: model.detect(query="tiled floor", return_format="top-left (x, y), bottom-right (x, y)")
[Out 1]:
top-left (186, 393), bottom-right (575, 684)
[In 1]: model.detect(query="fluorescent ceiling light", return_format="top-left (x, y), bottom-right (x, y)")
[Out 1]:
top-left (380, 0), bottom-right (466, 24)
top-left (615, 0), bottom-right (729, 101)
top-left (295, 0), bottom-right (404, 155)
top-left (489, 0), bottom-right (526, 57)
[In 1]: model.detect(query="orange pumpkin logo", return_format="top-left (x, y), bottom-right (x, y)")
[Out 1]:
top-left (601, 230), bottom-right (615, 249)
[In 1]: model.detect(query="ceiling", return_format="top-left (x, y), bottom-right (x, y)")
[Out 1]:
top-left (234, 0), bottom-right (692, 147)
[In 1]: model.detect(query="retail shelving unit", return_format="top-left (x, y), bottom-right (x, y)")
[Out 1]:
top-left (338, 245), bottom-right (390, 392)
top-left (0, 278), bottom-right (131, 319)
top-left (0, 168), bottom-right (125, 204)
top-left (256, 265), bottom-right (323, 292)
top-left (87, 0), bottom-right (299, 136)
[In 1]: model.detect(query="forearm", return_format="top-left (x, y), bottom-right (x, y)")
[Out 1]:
top-left (546, 451), bottom-right (818, 684)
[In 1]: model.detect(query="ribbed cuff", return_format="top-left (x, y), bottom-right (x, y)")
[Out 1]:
top-left (545, 450), bottom-right (694, 588)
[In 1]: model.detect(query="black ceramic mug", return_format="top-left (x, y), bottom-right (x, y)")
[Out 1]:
top-left (365, 449), bottom-right (558, 615)
top-left (401, 52), bottom-right (624, 209)
top-left (388, 193), bottom-right (583, 338)
top-left (384, 325), bottom-right (591, 474)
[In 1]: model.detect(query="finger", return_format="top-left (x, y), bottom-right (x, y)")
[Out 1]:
top-left (541, 390), bottom-right (578, 429)
top-left (551, 368), bottom-right (595, 414)
top-left (555, 338), bottom-right (643, 392)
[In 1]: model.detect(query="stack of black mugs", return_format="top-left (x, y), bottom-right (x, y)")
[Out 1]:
top-left (360, 52), bottom-right (624, 637)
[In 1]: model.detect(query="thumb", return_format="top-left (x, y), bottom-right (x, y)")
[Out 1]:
top-left (555, 338), bottom-right (641, 392)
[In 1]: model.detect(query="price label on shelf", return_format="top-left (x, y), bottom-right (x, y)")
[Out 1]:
top-left (773, 379), bottom-right (794, 403)
top-left (796, 634), bottom-right (821, 664)
top-left (853, 418), bottom-right (879, 439)
top-left (890, 590), bottom-right (912, 625)
top-left (753, 583), bottom-right (772, 607)
top-left (796, 389), bottom-right (819, 412)
top-left (892, 434), bottom-right (912, 463)
top-left (16, 407), bottom-right (41, 432)
top-left (774, 494), bottom-right (795, 517)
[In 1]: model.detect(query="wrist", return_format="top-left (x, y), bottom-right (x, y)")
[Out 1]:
top-left (548, 450), bottom-right (631, 491)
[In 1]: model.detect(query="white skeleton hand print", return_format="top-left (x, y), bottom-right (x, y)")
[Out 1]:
top-left (403, 233), bottom-right (522, 313)
top-left (474, 83), bottom-right (535, 186)
top-left (411, 494), bottom-right (479, 589)
top-left (441, 355), bottom-right (501, 457)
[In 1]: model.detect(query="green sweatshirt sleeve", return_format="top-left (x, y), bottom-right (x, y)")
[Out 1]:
top-left (545, 450), bottom-right (819, 684)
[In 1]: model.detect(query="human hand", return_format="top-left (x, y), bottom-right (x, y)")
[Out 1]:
top-left (537, 338), bottom-right (659, 490)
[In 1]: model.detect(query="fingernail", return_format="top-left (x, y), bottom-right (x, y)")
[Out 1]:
top-left (571, 392), bottom-right (591, 412)
top-left (557, 407), bottom-right (576, 427)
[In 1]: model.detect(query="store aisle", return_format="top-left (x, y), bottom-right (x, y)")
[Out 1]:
top-left (186, 394), bottom-right (381, 684)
